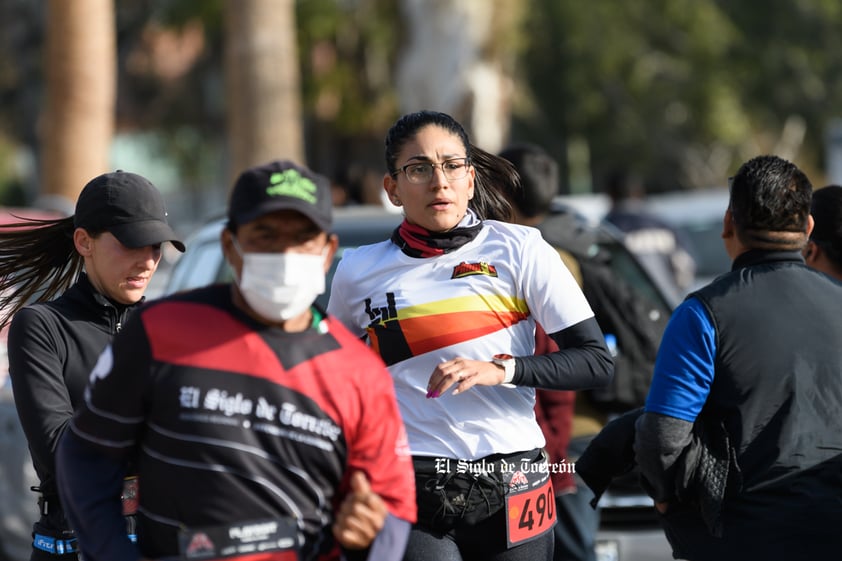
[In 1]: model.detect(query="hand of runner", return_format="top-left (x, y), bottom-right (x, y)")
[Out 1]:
top-left (332, 471), bottom-right (387, 550)
top-left (655, 501), bottom-right (669, 513)
top-left (425, 358), bottom-right (506, 398)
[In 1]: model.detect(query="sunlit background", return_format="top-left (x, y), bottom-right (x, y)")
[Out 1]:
top-left (3, 2), bottom-right (840, 559)
top-left (2, 0), bottom-right (842, 224)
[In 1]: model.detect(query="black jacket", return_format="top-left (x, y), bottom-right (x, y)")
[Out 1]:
top-left (8, 274), bottom-right (139, 510)
top-left (576, 407), bottom-right (733, 538)
top-left (638, 250), bottom-right (842, 560)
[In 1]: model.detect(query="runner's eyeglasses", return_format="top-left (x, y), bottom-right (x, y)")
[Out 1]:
top-left (392, 158), bottom-right (470, 184)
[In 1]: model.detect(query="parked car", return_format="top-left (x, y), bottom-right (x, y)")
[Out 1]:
top-left (644, 188), bottom-right (732, 290)
top-left (555, 188), bottom-right (733, 299)
top-left (163, 205), bottom-right (406, 308)
top-left (163, 204), bottom-right (675, 561)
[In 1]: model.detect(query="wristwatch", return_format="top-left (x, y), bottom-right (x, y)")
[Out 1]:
top-left (492, 354), bottom-right (516, 384)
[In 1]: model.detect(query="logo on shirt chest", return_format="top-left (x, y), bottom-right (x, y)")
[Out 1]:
top-left (451, 261), bottom-right (498, 279)
top-left (365, 292), bottom-right (398, 326)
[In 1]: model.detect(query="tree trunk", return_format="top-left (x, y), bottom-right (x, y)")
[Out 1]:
top-left (40, 0), bottom-right (115, 207)
top-left (395, 0), bottom-right (523, 152)
top-left (223, 0), bottom-right (304, 183)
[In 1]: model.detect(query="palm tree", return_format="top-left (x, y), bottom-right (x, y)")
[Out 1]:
top-left (223, 0), bottom-right (304, 182)
top-left (41, 0), bottom-right (115, 206)
top-left (395, 0), bottom-right (524, 152)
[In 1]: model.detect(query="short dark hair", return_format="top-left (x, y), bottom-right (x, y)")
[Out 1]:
top-left (729, 155), bottom-right (812, 249)
top-left (604, 169), bottom-right (644, 202)
top-left (498, 143), bottom-right (559, 219)
top-left (810, 184), bottom-right (842, 267)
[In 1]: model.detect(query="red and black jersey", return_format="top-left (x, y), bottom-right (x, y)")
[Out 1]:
top-left (66, 284), bottom-right (415, 560)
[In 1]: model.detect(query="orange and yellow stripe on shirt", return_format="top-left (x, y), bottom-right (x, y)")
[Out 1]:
top-left (367, 294), bottom-right (529, 365)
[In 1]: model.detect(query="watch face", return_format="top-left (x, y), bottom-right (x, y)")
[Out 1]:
top-left (493, 353), bottom-right (514, 361)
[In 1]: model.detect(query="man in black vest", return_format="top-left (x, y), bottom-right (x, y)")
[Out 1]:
top-left (634, 155), bottom-right (842, 560)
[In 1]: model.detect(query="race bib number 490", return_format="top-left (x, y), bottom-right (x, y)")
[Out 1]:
top-left (505, 469), bottom-right (556, 547)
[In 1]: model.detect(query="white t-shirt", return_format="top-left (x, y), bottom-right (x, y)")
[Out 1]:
top-left (327, 220), bottom-right (593, 460)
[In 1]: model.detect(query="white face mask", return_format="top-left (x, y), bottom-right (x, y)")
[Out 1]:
top-left (231, 240), bottom-right (327, 322)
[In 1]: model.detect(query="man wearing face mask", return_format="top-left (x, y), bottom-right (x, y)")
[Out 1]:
top-left (55, 160), bottom-right (417, 561)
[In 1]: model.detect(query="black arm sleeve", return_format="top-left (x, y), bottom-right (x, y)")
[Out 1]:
top-left (7, 308), bottom-right (73, 486)
top-left (633, 411), bottom-right (694, 503)
top-left (56, 429), bottom-right (140, 561)
top-left (512, 316), bottom-right (614, 390)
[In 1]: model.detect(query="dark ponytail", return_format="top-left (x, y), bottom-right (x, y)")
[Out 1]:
top-left (467, 144), bottom-right (519, 222)
top-left (0, 216), bottom-right (82, 329)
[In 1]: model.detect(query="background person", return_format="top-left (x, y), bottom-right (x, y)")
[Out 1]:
top-left (501, 143), bottom-right (673, 561)
top-left (498, 142), bottom-right (598, 561)
top-left (327, 110), bottom-right (613, 561)
top-left (603, 169), bottom-right (697, 304)
top-left (634, 155), bottom-right (842, 560)
top-left (803, 184), bottom-right (842, 280)
top-left (0, 171), bottom-right (184, 561)
top-left (56, 160), bottom-right (416, 561)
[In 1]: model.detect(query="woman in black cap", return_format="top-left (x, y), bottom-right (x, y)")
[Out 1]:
top-left (0, 170), bottom-right (184, 561)
top-left (804, 184), bottom-right (842, 281)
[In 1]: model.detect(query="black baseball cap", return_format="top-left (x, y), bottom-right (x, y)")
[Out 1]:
top-left (227, 160), bottom-right (332, 231)
top-left (74, 171), bottom-right (185, 252)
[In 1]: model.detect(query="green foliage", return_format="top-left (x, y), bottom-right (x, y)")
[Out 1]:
top-left (518, 0), bottom-right (739, 190)
top-left (5, 0), bottom-right (842, 201)
top-left (516, 0), bottom-right (842, 191)
top-left (153, 0), bottom-right (224, 29)
top-left (296, 0), bottom-right (402, 135)
top-left (0, 133), bottom-right (27, 206)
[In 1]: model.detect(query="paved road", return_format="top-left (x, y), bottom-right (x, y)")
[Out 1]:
top-left (0, 391), bottom-right (38, 561)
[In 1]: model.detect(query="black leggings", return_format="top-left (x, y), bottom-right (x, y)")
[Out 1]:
top-left (402, 505), bottom-right (554, 561)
